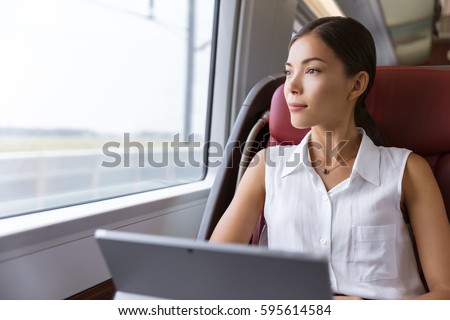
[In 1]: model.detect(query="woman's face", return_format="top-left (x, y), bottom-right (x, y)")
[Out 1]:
top-left (284, 33), bottom-right (356, 130)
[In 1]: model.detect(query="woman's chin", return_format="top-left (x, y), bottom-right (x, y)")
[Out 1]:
top-left (290, 118), bottom-right (312, 130)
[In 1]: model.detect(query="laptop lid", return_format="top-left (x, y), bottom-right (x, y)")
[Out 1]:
top-left (95, 229), bottom-right (332, 300)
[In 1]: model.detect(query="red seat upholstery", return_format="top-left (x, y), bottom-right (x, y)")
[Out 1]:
top-left (366, 67), bottom-right (450, 219)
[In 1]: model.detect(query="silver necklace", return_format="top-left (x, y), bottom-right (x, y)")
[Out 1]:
top-left (321, 154), bottom-right (357, 175)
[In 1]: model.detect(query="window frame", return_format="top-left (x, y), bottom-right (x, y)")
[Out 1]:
top-left (0, 0), bottom-right (234, 299)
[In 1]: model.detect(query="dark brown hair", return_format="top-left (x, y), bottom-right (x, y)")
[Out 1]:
top-left (289, 16), bottom-right (385, 146)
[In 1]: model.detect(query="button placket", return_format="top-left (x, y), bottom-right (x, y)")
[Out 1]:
top-left (322, 193), bottom-right (338, 292)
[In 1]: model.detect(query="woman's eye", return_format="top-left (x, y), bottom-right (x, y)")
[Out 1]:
top-left (284, 70), bottom-right (292, 76)
top-left (306, 68), bottom-right (319, 75)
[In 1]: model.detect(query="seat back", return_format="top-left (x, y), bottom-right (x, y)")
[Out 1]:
top-left (366, 66), bottom-right (450, 219)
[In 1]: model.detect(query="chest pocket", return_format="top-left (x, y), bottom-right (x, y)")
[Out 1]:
top-left (352, 225), bottom-right (398, 281)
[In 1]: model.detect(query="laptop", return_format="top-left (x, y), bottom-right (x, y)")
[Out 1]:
top-left (95, 229), bottom-right (332, 300)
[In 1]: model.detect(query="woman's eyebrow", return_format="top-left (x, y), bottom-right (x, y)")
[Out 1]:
top-left (285, 57), bottom-right (328, 66)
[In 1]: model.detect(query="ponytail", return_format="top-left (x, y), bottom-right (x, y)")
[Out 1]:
top-left (354, 101), bottom-right (387, 146)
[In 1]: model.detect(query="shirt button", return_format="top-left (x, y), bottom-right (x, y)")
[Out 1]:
top-left (322, 195), bottom-right (329, 201)
top-left (320, 238), bottom-right (328, 245)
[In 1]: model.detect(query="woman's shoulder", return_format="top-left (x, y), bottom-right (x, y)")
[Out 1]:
top-left (403, 152), bottom-right (432, 175)
top-left (377, 145), bottom-right (411, 153)
top-left (377, 145), bottom-right (412, 162)
top-left (266, 144), bottom-right (298, 156)
top-left (265, 144), bottom-right (300, 166)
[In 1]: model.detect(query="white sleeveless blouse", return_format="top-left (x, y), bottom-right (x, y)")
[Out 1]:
top-left (264, 128), bottom-right (426, 299)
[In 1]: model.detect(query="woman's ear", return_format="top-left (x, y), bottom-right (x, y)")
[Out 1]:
top-left (348, 71), bottom-right (369, 100)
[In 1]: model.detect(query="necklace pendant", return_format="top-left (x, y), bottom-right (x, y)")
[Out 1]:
top-left (322, 168), bottom-right (329, 175)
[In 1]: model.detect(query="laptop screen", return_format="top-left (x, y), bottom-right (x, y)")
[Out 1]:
top-left (95, 229), bottom-right (332, 300)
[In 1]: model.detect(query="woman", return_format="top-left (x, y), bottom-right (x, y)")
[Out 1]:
top-left (210, 16), bottom-right (450, 300)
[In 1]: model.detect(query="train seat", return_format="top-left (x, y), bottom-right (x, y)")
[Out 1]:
top-left (197, 66), bottom-right (450, 243)
top-left (365, 66), bottom-right (450, 223)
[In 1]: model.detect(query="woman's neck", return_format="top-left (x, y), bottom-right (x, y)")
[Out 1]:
top-left (308, 125), bottom-right (361, 166)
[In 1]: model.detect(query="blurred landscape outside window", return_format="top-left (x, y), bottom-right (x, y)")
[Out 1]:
top-left (0, 0), bottom-right (216, 218)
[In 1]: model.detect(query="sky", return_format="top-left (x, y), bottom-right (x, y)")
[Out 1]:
top-left (0, 0), bottom-right (214, 135)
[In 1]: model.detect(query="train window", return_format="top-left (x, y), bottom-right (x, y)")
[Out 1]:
top-left (0, 0), bottom-right (216, 218)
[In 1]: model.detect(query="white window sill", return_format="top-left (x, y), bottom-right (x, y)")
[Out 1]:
top-left (0, 175), bottom-right (214, 262)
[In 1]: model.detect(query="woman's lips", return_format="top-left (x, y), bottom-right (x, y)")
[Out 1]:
top-left (288, 104), bottom-right (307, 111)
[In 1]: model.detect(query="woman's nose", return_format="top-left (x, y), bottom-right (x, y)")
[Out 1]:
top-left (286, 75), bottom-right (302, 95)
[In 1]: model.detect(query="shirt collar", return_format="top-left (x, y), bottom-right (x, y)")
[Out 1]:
top-left (280, 128), bottom-right (380, 187)
top-left (352, 128), bottom-right (380, 186)
top-left (281, 130), bottom-right (312, 178)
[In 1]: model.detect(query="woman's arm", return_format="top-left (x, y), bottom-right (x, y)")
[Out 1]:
top-left (402, 153), bottom-right (450, 299)
top-left (209, 149), bottom-right (267, 244)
